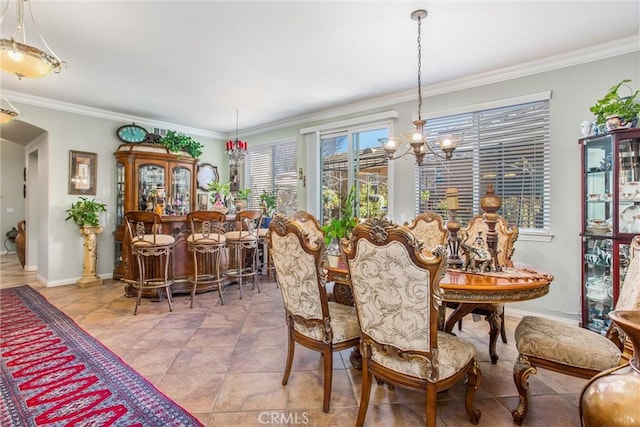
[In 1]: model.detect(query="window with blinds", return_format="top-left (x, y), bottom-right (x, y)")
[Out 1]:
top-left (246, 141), bottom-right (298, 214)
top-left (416, 99), bottom-right (550, 232)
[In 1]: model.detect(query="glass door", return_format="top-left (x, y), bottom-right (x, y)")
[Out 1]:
top-left (583, 135), bottom-right (612, 237)
top-left (171, 166), bottom-right (191, 216)
top-left (138, 164), bottom-right (165, 213)
top-left (617, 134), bottom-right (640, 235)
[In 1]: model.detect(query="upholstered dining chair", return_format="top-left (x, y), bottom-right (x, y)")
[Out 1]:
top-left (451, 214), bottom-right (519, 345)
top-left (341, 217), bottom-right (482, 427)
top-left (290, 210), bottom-right (325, 249)
top-left (124, 211), bottom-right (175, 315)
top-left (405, 211), bottom-right (448, 252)
top-left (224, 209), bottom-right (263, 299)
top-left (186, 210), bottom-right (227, 307)
top-left (267, 214), bottom-right (360, 413)
top-left (511, 235), bottom-right (640, 425)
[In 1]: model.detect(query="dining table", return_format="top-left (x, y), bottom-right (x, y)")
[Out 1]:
top-left (325, 260), bottom-right (554, 365)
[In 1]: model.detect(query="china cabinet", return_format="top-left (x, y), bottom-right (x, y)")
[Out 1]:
top-left (113, 143), bottom-right (197, 294)
top-left (579, 128), bottom-right (640, 334)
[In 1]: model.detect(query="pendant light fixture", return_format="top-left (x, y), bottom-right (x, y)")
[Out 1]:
top-left (0, 93), bottom-right (20, 124)
top-left (381, 9), bottom-right (460, 166)
top-left (226, 108), bottom-right (248, 166)
top-left (0, 0), bottom-right (65, 79)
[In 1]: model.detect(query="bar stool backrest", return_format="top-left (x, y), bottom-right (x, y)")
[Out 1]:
top-left (234, 210), bottom-right (263, 239)
top-left (124, 211), bottom-right (172, 247)
top-left (187, 210), bottom-right (227, 244)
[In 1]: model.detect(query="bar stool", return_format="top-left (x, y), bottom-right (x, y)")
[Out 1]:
top-left (224, 210), bottom-right (263, 299)
top-left (257, 216), bottom-right (276, 282)
top-left (186, 211), bottom-right (227, 307)
top-left (124, 211), bottom-right (175, 315)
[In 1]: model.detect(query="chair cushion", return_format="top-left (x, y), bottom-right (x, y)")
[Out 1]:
top-left (515, 316), bottom-right (620, 371)
top-left (257, 228), bottom-right (268, 238)
top-left (132, 234), bottom-right (175, 247)
top-left (293, 302), bottom-right (360, 344)
top-left (187, 233), bottom-right (226, 244)
top-left (370, 331), bottom-right (477, 380)
top-left (224, 231), bottom-right (258, 241)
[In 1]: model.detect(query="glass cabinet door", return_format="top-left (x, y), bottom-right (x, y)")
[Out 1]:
top-left (584, 136), bottom-right (613, 236)
top-left (115, 162), bottom-right (125, 225)
top-left (170, 166), bottom-right (191, 216)
top-left (583, 236), bottom-right (614, 334)
top-left (617, 134), bottom-right (640, 234)
top-left (138, 164), bottom-right (165, 212)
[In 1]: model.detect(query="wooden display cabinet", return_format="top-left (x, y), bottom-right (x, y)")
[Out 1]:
top-left (113, 143), bottom-right (200, 295)
top-left (579, 128), bottom-right (640, 334)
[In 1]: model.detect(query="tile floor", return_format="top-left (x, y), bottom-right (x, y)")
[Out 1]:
top-left (0, 253), bottom-right (587, 426)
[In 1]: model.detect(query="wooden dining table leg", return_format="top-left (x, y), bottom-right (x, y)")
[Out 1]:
top-left (444, 302), bottom-right (500, 364)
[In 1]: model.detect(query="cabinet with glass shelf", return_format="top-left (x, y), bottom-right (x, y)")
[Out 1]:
top-left (579, 128), bottom-right (640, 334)
top-left (113, 143), bottom-right (197, 285)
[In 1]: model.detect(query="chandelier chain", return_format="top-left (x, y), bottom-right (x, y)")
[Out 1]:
top-left (416, 14), bottom-right (422, 121)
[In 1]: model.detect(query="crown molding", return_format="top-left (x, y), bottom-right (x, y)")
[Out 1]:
top-left (3, 91), bottom-right (224, 139)
top-left (245, 35), bottom-right (639, 135)
top-left (5, 35), bottom-right (638, 139)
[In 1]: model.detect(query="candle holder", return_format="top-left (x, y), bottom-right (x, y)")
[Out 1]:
top-left (480, 184), bottom-right (502, 272)
top-left (445, 188), bottom-right (463, 269)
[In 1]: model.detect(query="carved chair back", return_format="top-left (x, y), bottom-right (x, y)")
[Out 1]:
top-left (461, 214), bottom-right (519, 267)
top-left (405, 211), bottom-right (448, 252)
top-left (268, 214), bottom-right (330, 338)
top-left (290, 210), bottom-right (325, 249)
top-left (342, 217), bottom-right (446, 372)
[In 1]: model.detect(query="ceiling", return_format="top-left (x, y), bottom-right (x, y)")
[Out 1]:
top-left (1, 1), bottom-right (639, 138)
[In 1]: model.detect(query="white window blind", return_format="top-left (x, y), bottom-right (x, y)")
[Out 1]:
top-left (416, 100), bottom-right (550, 232)
top-left (246, 141), bottom-right (298, 214)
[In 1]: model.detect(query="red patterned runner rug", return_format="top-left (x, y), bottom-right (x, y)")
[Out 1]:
top-left (0, 285), bottom-right (203, 426)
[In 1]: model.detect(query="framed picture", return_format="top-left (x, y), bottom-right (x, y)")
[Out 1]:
top-left (198, 193), bottom-right (209, 211)
top-left (68, 150), bottom-right (97, 195)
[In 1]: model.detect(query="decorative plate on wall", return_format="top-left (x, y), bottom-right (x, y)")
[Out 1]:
top-left (197, 163), bottom-right (218, 191)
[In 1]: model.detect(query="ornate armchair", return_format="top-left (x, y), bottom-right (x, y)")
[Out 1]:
top-left (342, 217), bottom-right (481, 427)
top-left (511, 235), bottom-right (640, 424)
top-left (405, 211), bottom-right (448, 253)
top-left (267, 214), bottom-right (360, 413)
top-left (450, 214), bottom-right (519, 350)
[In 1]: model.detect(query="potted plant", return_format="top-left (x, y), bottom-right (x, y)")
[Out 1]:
top-left (234, 188), bottom-right (251, 211)
top-left (260, 190), bottom-right (277, 228)
top-left (260, 190), bottom-right (277, 216)
top-left (208, 181), bottom-right (230, 213)
top-left (65, 197), bottom-right (107, 287)
top-left (321, 186), bottom-right (357, 264)
top-left (590, 79), bottom-right (640, 131)
top-left (65, 197), bottom-right (107, 227)
top-left (160, 130), bottom-right (204, 159)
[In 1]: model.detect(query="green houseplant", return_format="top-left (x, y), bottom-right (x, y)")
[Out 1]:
top-left (65, 197), bottom-right (107, 227)
top-left (160, 130), bottom-right (204, 159)
top-left (322, 186), bottom-right (357, 248)
top-left (235, 188), bottom-right (252, 201)
top-left (590, 79), bottom-right (640, 128)
top-left (260, 190), bottom-right (277, 217)
top-left (208, 181), bottom-right (231, 205)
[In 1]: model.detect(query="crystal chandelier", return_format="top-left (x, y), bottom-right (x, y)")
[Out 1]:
top-left (381, 9), bottom-right (459, 166)
top-left (226, 108), bottom-right (248, 165)
top-left (0, 0), bottom-right (65, 79)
